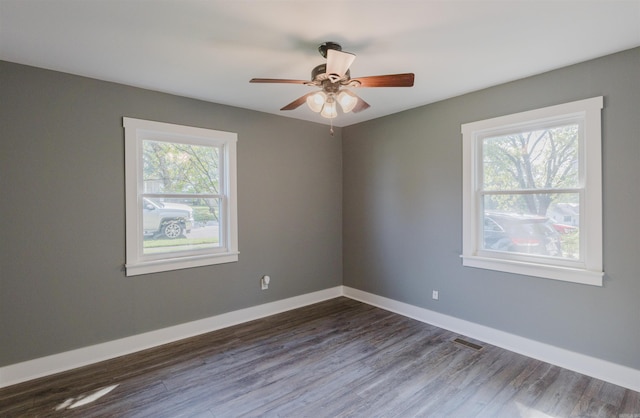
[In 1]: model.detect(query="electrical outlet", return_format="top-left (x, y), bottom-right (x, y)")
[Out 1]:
top-left (432, 290), bottom-right (439, 300)
top-left (261, 275), bottom-right (270, 290)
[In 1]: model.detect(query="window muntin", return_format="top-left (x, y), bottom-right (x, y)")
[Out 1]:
top-left (461, 97), bottom-right (603, 286)
top-left (124, 118), bottom-right (238, 276)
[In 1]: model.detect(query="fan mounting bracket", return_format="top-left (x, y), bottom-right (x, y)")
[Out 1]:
top-left (318, 42), bottom-right (342, 58)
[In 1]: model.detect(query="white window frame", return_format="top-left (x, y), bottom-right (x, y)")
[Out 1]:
top-left (123, 117), bottom-right (238, 276)
top-left (461, 97), bottom-right (603, 286)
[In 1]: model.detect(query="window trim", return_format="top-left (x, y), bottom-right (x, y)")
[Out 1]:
top-left (461, 97), bottom-right (603, 286)
top-left (123, 117), bottom-right (238, 276)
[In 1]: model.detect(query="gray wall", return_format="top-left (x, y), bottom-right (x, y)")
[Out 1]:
top-left (343, 47), bottom-right (640, 369)
top-left (0, 61), bottom-right (343, 366)
top-left (2, 48), bottom-right (638, 372)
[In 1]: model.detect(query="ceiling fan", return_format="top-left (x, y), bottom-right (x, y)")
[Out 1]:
top-left (250, 42), bottom-right (414, 129)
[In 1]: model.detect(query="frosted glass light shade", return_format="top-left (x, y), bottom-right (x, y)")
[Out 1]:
top-left (337, 90), bottom-right (358, 113)
top-left (321, 100), bottom-right (337, 119)
top-left (306, 91), bottom-right (326, 112)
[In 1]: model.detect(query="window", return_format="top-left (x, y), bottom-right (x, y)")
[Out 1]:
top-left (461, 97), bottom-right (603, 286)
top-left (123, 117), bottom-right (238, 276)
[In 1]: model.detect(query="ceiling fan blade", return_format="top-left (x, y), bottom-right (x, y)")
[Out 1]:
top-left (352, 73), bottom-right (415, 88)
top-left (352, 96), bottom-right (370, 113)
top-left (250, 78), bottom-right (309, 84)
top-left (280, 92), bottom-right (315, 111)
top-left (326, 49), bottom-right (356, 78)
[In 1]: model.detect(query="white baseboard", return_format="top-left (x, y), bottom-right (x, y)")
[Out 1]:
top-left (2, 285), bottom-right (638, 393)
top-left (0, 286), bottom-right (342, 389)
top-left (342, 286), bottom-right (640, 392)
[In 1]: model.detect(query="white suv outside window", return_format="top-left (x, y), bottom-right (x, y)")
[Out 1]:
top-left (142, 198), bottom-right (194, 239)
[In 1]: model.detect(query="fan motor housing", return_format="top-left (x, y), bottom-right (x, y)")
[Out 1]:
top-left (312, 64), bottom-right (350, 84)
top-left (311, 64), bottom-right (327, 81)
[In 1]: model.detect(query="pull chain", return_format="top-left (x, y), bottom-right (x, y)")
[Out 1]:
top-left (329, 118), bottom-right (334, 136)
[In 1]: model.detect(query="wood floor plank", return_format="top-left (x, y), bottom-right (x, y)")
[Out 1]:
top-left (461, 355), bottom-right (544, 417)
top-left (619, 389), bottom-right (640, 417)
top-left (1, 297), bottom-right (638, 417)
top-left (426, 349), bottom-right (529, 416)
top-left (263, 324), bottom-right (445, 416)
top-left (533, 368), bottom-right (591, 416)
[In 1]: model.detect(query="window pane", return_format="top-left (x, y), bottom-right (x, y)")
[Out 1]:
top-left (482, 124), bottom-right (579, 191)
top-left (143, 140), bottom-right (220, 194)
top-left (482, 193), bottom-right (579, 259)
top-left (142, 198), bottom-right (221, 255)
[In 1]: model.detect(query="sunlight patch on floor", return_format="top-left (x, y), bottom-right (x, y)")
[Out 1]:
top-left (55, 384), bottom-right (119, 411)
top-left (515, 401), bottom-right (558, 418)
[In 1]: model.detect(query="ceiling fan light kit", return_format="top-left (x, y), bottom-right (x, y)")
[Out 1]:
top-left (250, 42), bottom-right (415, 131)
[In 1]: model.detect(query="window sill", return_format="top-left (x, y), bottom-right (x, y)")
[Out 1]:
top-left (126, 252), bottom-right (239, 276)
top-left (461, 255), bottom-right (603, 286)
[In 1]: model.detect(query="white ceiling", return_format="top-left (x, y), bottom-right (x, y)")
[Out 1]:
top-left (1, 0), bottom-right (639, 127)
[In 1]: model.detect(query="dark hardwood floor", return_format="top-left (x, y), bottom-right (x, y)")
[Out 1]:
top-left (1, 297), bottom-right (638, 417)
